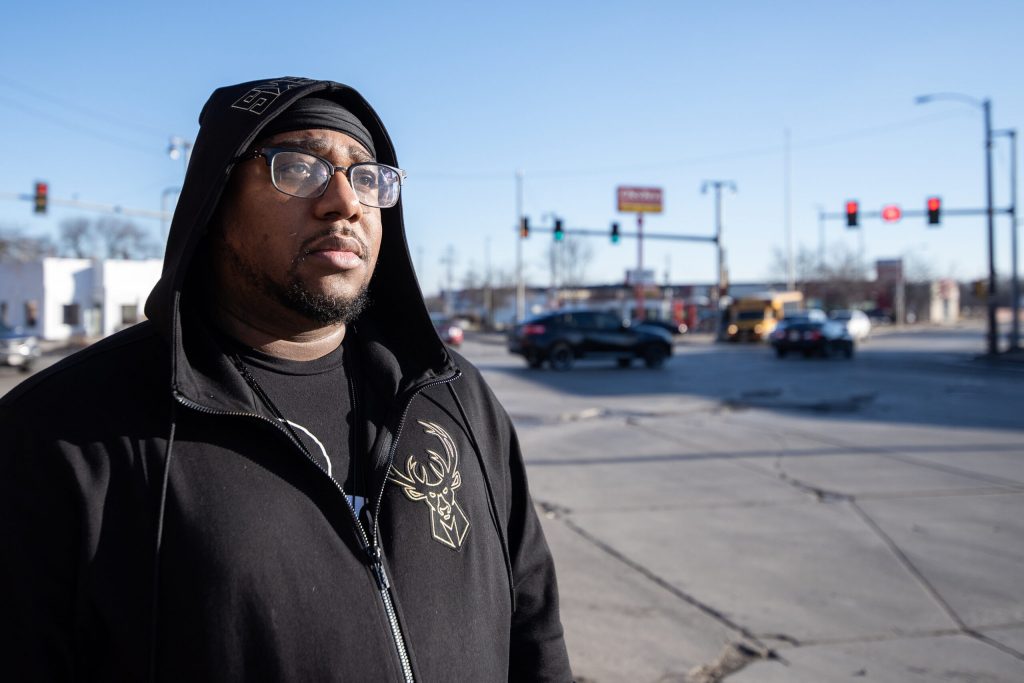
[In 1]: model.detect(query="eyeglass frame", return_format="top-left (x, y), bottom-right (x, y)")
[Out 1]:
top-left (230, 146), bottom-right (407, 208)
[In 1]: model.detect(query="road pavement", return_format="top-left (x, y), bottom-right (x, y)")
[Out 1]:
top-left (3, 322), bottom-right (1022, 681)
top-left (469, 321), bottom-right (1024, 682)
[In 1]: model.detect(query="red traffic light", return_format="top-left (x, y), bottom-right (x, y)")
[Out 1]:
top-left (881, 205), bottom-right (902, 222)
top-left (845, 200), bottom-right (859, 228)
top-left (927, 196), bottom-right (941, 225)
top-left (33, 181), bottom-right (49, 214)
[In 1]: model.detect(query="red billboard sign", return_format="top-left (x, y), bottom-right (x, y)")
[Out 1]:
top-left (617, 186), bottom-right (663, 213)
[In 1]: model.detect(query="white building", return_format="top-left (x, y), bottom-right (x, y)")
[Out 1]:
top-left (0, 258), bottom-right (162, 340)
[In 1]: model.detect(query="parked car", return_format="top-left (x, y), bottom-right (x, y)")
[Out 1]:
top-left (829, 309), bottom-right (871, 341)
top-left (865, 307), bottom-right (894, 325)
top-left (429, 313), bottom-right (464, 348)
top-left (770, 319), bottom-right (854, 359)
top-left (508, 309), bottom-right (673, 370)
top-left (778, 308), bottom-right (827, 326)
top-left (631, 317), bottom-right (688, 336)
top-left (0, 323), bottom-right (41, 372)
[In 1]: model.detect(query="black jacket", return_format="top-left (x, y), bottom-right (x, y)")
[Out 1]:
top-left (0, 77), bottom-right (572, 682)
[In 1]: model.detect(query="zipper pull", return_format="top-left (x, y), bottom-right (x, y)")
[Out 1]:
top-left (368, 546), bottom-right (390, 590)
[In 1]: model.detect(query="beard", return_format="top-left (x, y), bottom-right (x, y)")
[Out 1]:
top-left (276, 259), bottom-right (370, 325)
top-left (215, 233), bottom-right (372, 326)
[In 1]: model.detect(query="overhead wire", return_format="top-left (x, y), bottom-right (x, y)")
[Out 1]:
top-left (411, 109), bottom-right (973, 182)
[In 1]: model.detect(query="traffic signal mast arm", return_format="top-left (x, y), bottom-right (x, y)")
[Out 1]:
top-left (0, 190), bottom-right (174, 221)
top-left (823, 205), bottom-right (1011, 221)
top-left (521, 224), bottom-right (716, 243)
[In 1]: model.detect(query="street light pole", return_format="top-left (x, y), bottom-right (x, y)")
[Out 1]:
top-left (702, 180), bottom-right (737, 308)
top-left (815, 204), bottom-right (826, 271)
top-left (916, 93), bottom-right (999, 355)
top-left (983, 99), bottom-right (998, 355)
top-left (168, 136), bottom-right (193, 177)
top-left (160, 187), bottom-right (180, 243)
top-left (995, 129), bottom-right (1019, 349)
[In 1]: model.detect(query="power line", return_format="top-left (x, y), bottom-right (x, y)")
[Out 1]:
top-left (412, 110), bottom-right (972, 182)
top-left (0, 95), bottom-right (157, 156)
top-left (0, 76), bottom-right (168, 137)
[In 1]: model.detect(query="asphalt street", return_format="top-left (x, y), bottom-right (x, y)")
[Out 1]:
top-left (470, 321), bottom-right (1024, 682)
top-left (3, 322), bottom-right (1022, 682)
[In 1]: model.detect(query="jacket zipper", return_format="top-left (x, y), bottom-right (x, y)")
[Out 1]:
top-left (364, 370), bottom-right (463, 683)
top-left (173, 369), bottom-right (461, 683)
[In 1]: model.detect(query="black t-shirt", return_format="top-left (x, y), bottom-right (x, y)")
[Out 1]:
top-left (228, 337), bottom-right (368, 516)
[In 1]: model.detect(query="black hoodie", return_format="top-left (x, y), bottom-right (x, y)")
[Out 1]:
top-left (0, 77), bottom-right (572, 682)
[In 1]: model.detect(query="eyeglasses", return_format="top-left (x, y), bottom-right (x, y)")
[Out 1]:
top-left (233, 147), bottom-right (407, 208)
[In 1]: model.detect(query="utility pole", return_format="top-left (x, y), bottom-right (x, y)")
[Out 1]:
top-left (161, 187), bottom-right (180, 242)
top-left (995, 129), bottom-right (1019, 350)
top-left (484, 236), bottom-right (493, 330)
top-left (784, 128), bottom-right (794, 291)
top-left (984, 99), bottom-right (998, 355)
top-left (635, 213), bottom-right (644, 319)
top-left (815, 204), bottom-right (827, 271)
top-left (515, 170), bottom-right (525, 322)
top-left (440, 245), bottom-right (456, 315)
top-left (916, 93), bottom-right (999, 355)
top-left (702, 180), bottom-right (736, 308)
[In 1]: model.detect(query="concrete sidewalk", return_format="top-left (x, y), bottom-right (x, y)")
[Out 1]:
top-left (520, 406), bottom-right (1024, 682)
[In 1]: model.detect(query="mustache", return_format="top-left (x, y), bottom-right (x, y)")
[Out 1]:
top-left (296, 227), bottom-right (369, 261)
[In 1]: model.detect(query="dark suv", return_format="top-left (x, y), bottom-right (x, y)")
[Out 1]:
top-left (507, 310), bottom-right (673, 370)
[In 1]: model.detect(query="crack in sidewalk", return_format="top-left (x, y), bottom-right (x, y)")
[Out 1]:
top-left (537, 500), bottom-right (785, 682)
top-left (762, 444), bottom-right (1024, 665)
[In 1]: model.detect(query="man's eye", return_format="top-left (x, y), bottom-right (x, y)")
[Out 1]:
top-left (351, 168), bottom-right (379, 189)
top-left (278, 162), bottom-right (313, 179)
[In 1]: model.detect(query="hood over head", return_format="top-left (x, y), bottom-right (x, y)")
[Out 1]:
top-left (145, 77), bottom-right (452, 405)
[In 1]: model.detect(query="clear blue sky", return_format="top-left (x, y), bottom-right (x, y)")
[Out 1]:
top-left (2, 0), bottom-right (1022, 295)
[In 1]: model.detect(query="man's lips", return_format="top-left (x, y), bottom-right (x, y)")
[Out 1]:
top-left (302, 234), bottom-right (366, 270)
top-left (305, 234), bottom-right (364, 258)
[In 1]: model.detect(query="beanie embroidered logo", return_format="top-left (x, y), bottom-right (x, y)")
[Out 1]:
top-left (387, 420), bottom-right (470, 550)
top-left (231, 77), bottom-right (316, 115)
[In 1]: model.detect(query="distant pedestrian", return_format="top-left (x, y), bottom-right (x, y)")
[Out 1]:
top-left (0, 77), bottom-right (572, 682)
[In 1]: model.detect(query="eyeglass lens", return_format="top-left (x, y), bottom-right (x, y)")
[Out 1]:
top-left (268, 151), bottom-right (401, 208)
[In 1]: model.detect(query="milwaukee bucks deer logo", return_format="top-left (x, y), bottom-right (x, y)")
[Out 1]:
top-left (388, 420), bottom-right (470, 550)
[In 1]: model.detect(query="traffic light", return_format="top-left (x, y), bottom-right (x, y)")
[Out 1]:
top-left (519, 216), bottom-right (529, 238)
top-left (553, 218), bottom-right (564, 242)
top-left (973, 279), bottom-right (987, 299)
top-left (845, 200), bottom-right (859, 228)
top-left (927, 196), bottom-right (941, 225)
top-left (33, 182), bottom-right (48, 214)
top-left (881, 205), bottom-right (902, 222)
top-left (610, 222), bottom-right (620, 244)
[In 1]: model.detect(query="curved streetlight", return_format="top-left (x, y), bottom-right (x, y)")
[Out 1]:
top-left (167, 136), bottom-right (193, 178)
top-left (915, 92), bottom-right (997, 355)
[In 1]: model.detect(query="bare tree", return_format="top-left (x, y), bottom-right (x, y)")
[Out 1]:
top-left (59, 218), bottom-right (94, 258)
top-left (0, 227), bottom-right (57, 262)
top-left (902, 252), bottom-right (935, 283)
top-left (460, 263), bottom-right (482, 290)
top-left (545, 236), bottom-right (594, 287)
top-left (768, 245), bottom-right (821, 286)
top-left (96, 218), bottom-right (157, 259)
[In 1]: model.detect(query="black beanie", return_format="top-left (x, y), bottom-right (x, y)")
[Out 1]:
top-left (259, 96), bottom-right (376, 158)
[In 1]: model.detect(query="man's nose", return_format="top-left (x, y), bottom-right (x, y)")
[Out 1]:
top-left (315, 170), bottom-right (363, 221)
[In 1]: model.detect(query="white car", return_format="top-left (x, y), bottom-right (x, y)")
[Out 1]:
top-left (829, 309), bottom-right (871, 341)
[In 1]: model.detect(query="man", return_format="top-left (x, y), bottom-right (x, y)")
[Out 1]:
top-left (0, 77), bottom-right (572, 682)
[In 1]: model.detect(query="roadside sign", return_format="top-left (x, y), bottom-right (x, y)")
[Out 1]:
top-left (617, 186), bottom-right (663, 213)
